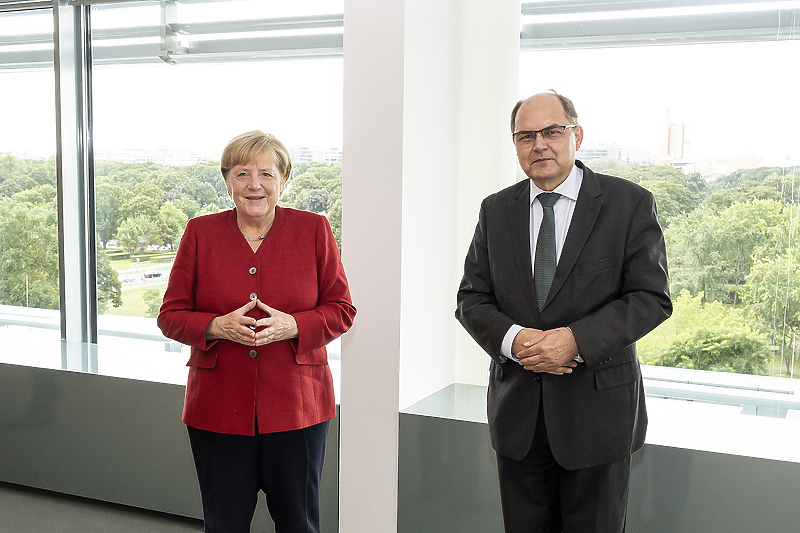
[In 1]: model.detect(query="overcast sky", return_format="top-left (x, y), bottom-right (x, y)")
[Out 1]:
top-left (520, 39), bottom-right (800, 167)
top-left (1, 3), bottom-right (798, 168)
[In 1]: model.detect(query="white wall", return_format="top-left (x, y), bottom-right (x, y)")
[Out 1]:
top-left (340, 0), bottom-right (405, 531)
top-left (399, 0), bottom-right (462, 410)
top-left (454, 0), bottom-right (521, 387)
top-left (400, 0), bottom-right (521, 404)
top-left (340, 0), bottom-right (520, 531)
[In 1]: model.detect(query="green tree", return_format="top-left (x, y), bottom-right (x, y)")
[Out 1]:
top-left (576, 160), bottom-right (708, 228)
top-left (282, 163), bottom-right (342, 207)
top-left (0, 172), bottom-right (37, 197)
top-left (581, 157), bottom-right (630, 176)
top-left (159, 201), bottom-right (188, 248)
top-left (172, 196), bottom-right (202, 220)
top-left (653, 328), bottom-right (770, 375)
top-left (623, 164), bottom-right (706, 228)
top-left (147, 169), bottom-right (184, 194)
top-left (12, 184), bottom-right (57, 206)
top-left (117, 215), bottom-right (160, 254)
top-left (742, 252), bottom-right (800, 376)
top-left (143, 286), bottom-right (166, 318)
top-left (0, 198), bottom-right (60, 309)
top-left (637, 178), bottom-right (698, 228)
top-left (184, 161), bottom-right (229, 206)
top-left (96, 180), bottom-right (133, 248)
top-left (0, 155), bottom-right (38, 197)
top-left (280, 163), bottom-right (342, 245)
top-left (297, 189), bottom-right (332, 213)
top-left (639, 291), bottom-right (770, 375)
top-left (181, 177), bottom-right (220, 208)
top-left (704, 176), bottom-right (783, 210)
top-left (118, 181), bottom-right (163, 222)
top-left (709, 166), bottom-right (793, 193)
top-left (25, 156), bottom-right (56, 187)
top-left (666, 199), bottom-right (783, 305)
top-left (195, 204), bottom-right (223, 218)
top-left (97, 247), bottom-right (122, 314)
top-left (328, 197), bottom-right (342, 249)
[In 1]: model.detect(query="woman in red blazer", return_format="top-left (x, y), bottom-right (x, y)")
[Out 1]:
top-left (158, 130), bottom-right (356, 533)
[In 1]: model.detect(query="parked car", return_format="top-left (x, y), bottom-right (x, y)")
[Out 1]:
top-left (142, 271), bottom-right (163, 279)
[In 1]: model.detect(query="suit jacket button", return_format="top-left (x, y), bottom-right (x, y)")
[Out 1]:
top-left (249, 293), bottom-right (257, 300)
top-left (533, 375), bottom-right (540, 381)
top-left (249, 267), bottom-right (257, 274)
top-left (249, 350), bottom-right (257, 358)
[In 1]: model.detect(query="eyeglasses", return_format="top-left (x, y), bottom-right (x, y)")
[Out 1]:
top-left (512, 124), bottom-right (578, 146)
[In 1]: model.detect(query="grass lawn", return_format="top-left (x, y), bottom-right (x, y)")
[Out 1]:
top-left (101, 249), bottom-right (173, 318)
top-left (104, 285), bottom-right (157, 318)
top-left (106, 250), bottom-right (176, 272)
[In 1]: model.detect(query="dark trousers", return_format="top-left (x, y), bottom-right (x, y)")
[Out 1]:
top-left (496, 399), bottom-right (631, 533)
top-left (187, 419), bottom-right (329, 533)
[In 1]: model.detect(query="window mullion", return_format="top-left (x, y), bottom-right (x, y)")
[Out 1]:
top-left (54, 0), bottom-right (97, 371)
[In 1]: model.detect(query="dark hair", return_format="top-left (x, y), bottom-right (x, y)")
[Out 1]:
top-left (510, 99), bottom-right (524, 134)
top-left (510, 90), bottom-right (579, 133)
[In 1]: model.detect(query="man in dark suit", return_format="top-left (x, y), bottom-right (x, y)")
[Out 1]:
top-left (456, 91), bottom-right (672, 533)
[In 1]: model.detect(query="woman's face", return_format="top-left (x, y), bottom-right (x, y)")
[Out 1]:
top-left (226, 151), bottom-right (285, 225)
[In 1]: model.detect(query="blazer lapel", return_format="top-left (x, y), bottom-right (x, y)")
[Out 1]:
top-left (507, 180), bottom-right (538, 315)
top-left (546, 163), bottom-right (603, 308)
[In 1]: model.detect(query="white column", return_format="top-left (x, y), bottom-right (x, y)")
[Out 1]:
top-left (340, 1), bottom-right (520, 531)
top-left (340, 0), bottom-right (404, 531)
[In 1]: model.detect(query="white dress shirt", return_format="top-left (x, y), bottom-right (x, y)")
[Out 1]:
top-left (501, 164), bottom-right (584, 361)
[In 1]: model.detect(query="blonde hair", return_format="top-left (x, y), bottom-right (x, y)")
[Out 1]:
top-left (220, 130), bottom-right (292, 184)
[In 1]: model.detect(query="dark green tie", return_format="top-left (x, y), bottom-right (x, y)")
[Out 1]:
top-left (535, 193), bottom-right (560, 311)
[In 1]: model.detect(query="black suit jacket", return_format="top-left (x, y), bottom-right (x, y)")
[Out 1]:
top-left (456, 161), bottom-right (671, 468)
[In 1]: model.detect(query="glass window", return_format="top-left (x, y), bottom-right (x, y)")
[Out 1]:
top-left (520, 36), bottom-right (800, 380)
top-left (0, 8), bottom-right (60, 370)
top-left (518, 1), bottom-right (800, 458)
top-left (90, 1), bottom-right (344, 385)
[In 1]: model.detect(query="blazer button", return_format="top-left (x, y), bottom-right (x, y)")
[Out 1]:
top-left (249, 350), bottom-right (257, 358)
top-left (533, 375), bottom-right (540, 381)
top-left (249, 293), bottom-right (257, 301)
top-left (249, 267), bottom-right (257, 274)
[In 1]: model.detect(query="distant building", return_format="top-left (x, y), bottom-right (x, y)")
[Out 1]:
top-left (657, 109), bottom-right (691, 164)
top-left (94, 148), bottom-right (214, 166)
top-left (667, 123), bottom-right (685, 159)
top-left (289, 147), bottom-right (342, 164)
top-left (92, 146), bottom-right (344, 166)
top-left (4, 149), bottom-right (52, 160)
top-left (577, 142), bottom-right (651, 165)
top-left (692, 154), bottom-right (766, 178)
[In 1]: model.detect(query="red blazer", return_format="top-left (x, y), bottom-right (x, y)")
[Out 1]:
top-left (158, 207), bottom-right (356, 436)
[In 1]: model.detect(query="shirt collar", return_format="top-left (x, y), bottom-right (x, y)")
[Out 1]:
top-left (529, 164), bottom-right (583, 205)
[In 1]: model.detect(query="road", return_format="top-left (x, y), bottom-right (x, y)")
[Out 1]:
top-left (117, 262), bottom-right (173, 292)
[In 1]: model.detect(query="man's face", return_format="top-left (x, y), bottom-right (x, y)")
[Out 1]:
top-left (513, 94), bottom-right (583, 191)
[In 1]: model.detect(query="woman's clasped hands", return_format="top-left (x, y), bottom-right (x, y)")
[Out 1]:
top-left (206, 299), bottom-right (298, 346)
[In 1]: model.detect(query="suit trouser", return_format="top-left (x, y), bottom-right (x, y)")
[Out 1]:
top-left (496, 396), bottom-right (631, 533)
top-left (187, 419), bottom-right (329, 533)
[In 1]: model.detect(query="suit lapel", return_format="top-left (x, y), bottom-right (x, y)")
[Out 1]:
top-left (507, 180), bottom-right (538, 315)
top-left (546, 163), bottom-right (603, 308)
